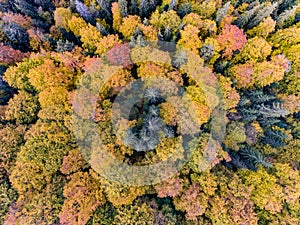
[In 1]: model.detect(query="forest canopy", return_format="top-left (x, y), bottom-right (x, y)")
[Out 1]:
top-left (0, 0), bottom-right (300, 224)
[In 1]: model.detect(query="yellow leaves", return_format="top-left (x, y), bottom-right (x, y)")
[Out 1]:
top-left (60, 171), bottom-right (106, 225)
top-left (269, 27), bottom-right (300, 50)
top-left (282, 44), bottom-right (300, 71)
top-left (5, 91), bottom-right (39, 124)
top-left (119, 15), bottom-right (141, 39)
top-left (218, 75), bottom-right (240, 110)
top-left (230, 58), bottom-right (286, 89)
top-left (139, 24), bottom-right (158, 40)
top-left (79, 24), bottom-right (102, 52)
top-left (94, 34), bottom-right (122, 55)
top-left (186, 85), bottom-right (210, 126)
top-left (149, 10), bottom-right (181, 33)
top-left (253, 61), bottom-right (285, 87)
top-left (67, 15), bottom-right (88, 36)
top-left (234, 37), bottom-right (272, 63)
top-left (183, 13), bottom-right (202, 27)
top-left (177, 24), bottom-right (202, 54)
top-left (239, 167), bottom-right (284, 214)
top-left (155, 138), bottom-right (177, 161)
top-left (159, 102), bottom-right (178, 126)
top-left (246, 17), bottom-right (276, 38)
top-left (38, 86), bottom-right (70, 108)
top-left (28, 58), bottom-right (75, 91)
top-left (67, 16), bottom-right (121, 55)
top-left (101, 179), bottom-right (148, 207)
top-left (191, 172), bottom-right (218, 196)
top-left (192, 0), bottom-right (216, 18)
top-left (138, 62), bottom-right (168, 78)
top-left (54, 7), bottom-right (72, 30)
top-left (273, 163), bottom-right (300, 205)
top-left (223, 122), bottom-right (246, 151)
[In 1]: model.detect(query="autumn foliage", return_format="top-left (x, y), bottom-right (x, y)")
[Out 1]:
top-left (0, 0), bottom-right (299, 224)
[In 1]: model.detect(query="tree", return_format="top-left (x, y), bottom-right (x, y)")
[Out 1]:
top-left (27, 58), bottom-right (76, 91)
top-left (118, 0), bottom-right (128, 17)
top-left (233, 37), bottom-right (272, 63)
top-left (7, 175), bottom-right (65, 225)
top-left (95, 34), bottom-right (122, 55)
top-left (5, 91), bottom-right (39, 124)
top-left (216, 2), bottom-right (231, 24)
top-left (119, 15), bottom-right (142, 39)
top-left (106, 43), bottom-right (132, 67)
top-left (238, 167), bottom-right (284, 213)
top-left (10, 121), bottom-right (72, 193)
top-left (139, 0), bottom-right (159, 18)
top-left (1, 12), bottom-right (32, 29)
top-left (0, 181), bottom-right (17, 224)
top-left (217, 24), bottom-right (247, 58)
top-left (0, 44), bottom-right (28, 64)
top-left (223, 122), bottom-right (246, 151)
top-left (177, 25), bottom-right (202, 54)
top-left (246, 16), bottom-right (276, 38)
top-left (54, 7), bottom-right (72, 30)
top-left (0, 124), bottom-right (26, 174)
top-left (253, 61), bottom-right (285, 87)
top-left (60, 149), bottom-right (88, 175)
top-left (149, 10), bottom-right (181, 35)
top-left (205, 168), bottom-right (258, 225)
top-left (59, 171), bottom-right (106, 225)
top-left (218, 75), bottom-right (240, 110)
top-left (229, 63), bottom-right (255, 88)
top-left (79, 24), bottom-right (103, 53)
top-left (1, 22), bottom-right (29, 51)
top-left (154, 175), bottom-right (184, 198)
top-left (113, 200), bottom-right (155, 225)
top-left (270, 27), bottom-right (300, 51)
top-left (173, 182), bottom-right (208, 221)
top-left (74, 0), bottom-right (93, 24)
top-left (112, 2), bottom-right (122, 31)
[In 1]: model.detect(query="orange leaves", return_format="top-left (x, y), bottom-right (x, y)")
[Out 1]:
top-left (59, 171), bottom-right (105, 225)
top-left (230, 63), bottom-right (254, 88)
top-left (94, 34), bottom-right (121, 55)
top-left (173, 182), bottom-right (209, 221)
top-left (28, 58), bottom-right (76, 91)
top-left (218, 24), bottom-right (247, 58)
top-left (177, 25), bottom-right (202, 54)
top-left (154, 176), bottom-right (184, 198)
top-left (119, 15), bottom-right (142, 39)
top-left (253, 61), bottom-right (285, 87)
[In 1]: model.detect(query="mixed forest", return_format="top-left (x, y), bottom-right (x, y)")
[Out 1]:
top-left (0, 0), bottom-right (300, 224)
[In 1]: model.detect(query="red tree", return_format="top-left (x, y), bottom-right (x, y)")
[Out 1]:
top-left (0, 44), bottom-right (29, 64)
top-left (218, 24), bottom-right (247, 58)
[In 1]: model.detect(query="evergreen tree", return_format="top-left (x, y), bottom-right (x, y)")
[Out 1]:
top-left (216, 1), bottom-right (231, 24)
top-left (74, 0), bottom-right (93, 24)
top-left (118, 0), bottom-right (128, 17)
top-left (1, 22), bottom-right (30, 51)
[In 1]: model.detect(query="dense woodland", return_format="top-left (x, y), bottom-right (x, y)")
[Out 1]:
top-left (0, 0), bottom-right (300, 224)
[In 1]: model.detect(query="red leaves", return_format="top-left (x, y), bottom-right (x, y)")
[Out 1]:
top-left (218, 24), bottom-right (247, 58)
top-left (106, 43), bottom-right (132, 67)
top-left (0, 44), bottom-right (29, 64)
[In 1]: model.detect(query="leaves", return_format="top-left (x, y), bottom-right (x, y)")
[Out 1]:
top-left (218, 24), bottom-right (247, 58)
top-left (239, 145), bottom-right (272, 168)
